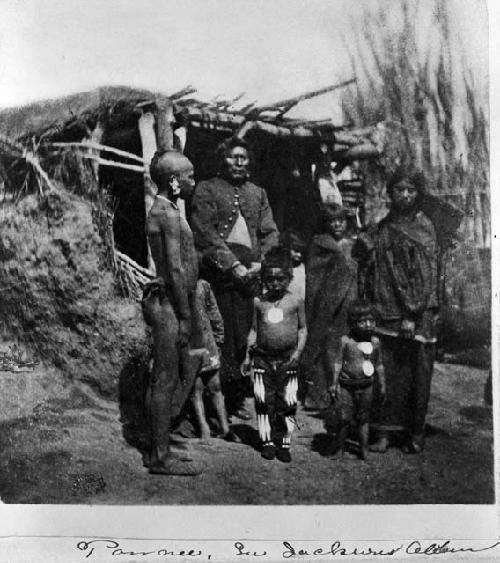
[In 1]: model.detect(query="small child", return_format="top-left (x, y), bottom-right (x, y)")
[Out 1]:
top-left (241, 246), bottom-right (307, 462)
top-left (283, 231), bottom-right (306, 302)
top-left (329, 299), bottom-right (385, 460)
top-left (192, 278), bottom-right (239, 442)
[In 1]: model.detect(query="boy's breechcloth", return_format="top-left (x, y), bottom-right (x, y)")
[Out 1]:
top-left (253, 348), bottom-right (298, 420)
top-left (336, 373), bottom-right (374, 425)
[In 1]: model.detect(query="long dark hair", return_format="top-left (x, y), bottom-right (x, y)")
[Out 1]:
top-left (215, 136), bottom-right (252, 174)
top-left (387, 166), bottom-right (427, 208)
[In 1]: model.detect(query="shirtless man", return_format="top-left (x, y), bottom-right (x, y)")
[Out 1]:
top-left (141, 150), bottom-right (203, 476)
top-left (241, 247), bottom-right (307, 462)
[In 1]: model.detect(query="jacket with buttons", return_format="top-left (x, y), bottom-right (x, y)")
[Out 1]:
top-left (191, 176), bottom-right (279, 272)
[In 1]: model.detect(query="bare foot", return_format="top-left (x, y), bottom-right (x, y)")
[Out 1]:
top-left (170, 450), bottom-right (193, 462)
top-left (170, 434), bottom-right (190, 445)
top-left (140, 450), bottom-right (151, 468)
top-left (199, 438), bottom-right (214, 446)
top-left (149, 459), bottom-right (202, 476)
top-left (369, 437), bottom-right (388, 453)
top-left (199, 429), bottom-right (211, 441)
top-left (222, 430), bottom-right (242, 443)
top-left (403, 435), bottom-right (424, 454)
top-left (329, 447), bottom-right (344, 459)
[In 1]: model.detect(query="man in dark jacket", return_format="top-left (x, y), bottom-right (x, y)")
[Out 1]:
top-left (191, 137), bottom-right (279, 416)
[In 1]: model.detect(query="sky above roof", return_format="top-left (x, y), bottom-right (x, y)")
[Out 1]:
top-left (0, 0), bottom-right (492, 122)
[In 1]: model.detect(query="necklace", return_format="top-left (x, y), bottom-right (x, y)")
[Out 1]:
top-left (267, 296), bottom-right (285, 324)
top-left (156, 194), bottom-right (178, 210)
top-left (357, 341), bottom-right (374, 377)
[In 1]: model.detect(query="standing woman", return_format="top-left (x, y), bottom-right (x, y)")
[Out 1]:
top-left (358, 168), bottom-right (439, 453)
top-left (191, 137), bottom-right (279, 416)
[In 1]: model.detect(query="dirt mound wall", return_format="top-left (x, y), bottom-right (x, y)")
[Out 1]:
top-left (0, 190), bottom-right (149, 396)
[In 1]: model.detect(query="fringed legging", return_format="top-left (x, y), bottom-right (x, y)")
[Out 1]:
top-left (253, 353), bottom-right (298, 448)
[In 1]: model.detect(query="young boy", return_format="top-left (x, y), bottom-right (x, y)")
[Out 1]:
top-left (191, 278), bottom-right (239, 442)
top-left (329, 299), bottom-right (385, 460)
top-left (241, 247), bottom-right (307, 462)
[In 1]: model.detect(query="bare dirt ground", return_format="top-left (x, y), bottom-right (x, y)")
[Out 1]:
top-left (0, 362), bottom-right (493, 504)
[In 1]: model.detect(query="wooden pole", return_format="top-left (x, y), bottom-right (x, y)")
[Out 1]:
top-left (138, 111), bottom-right (158, 273)
top-left (255, 78), bottom-right (356, 114)
top-left (51, 141), bottom-right (145, 163)
top-left (80, 155), bottom-right (144, 173)
top-left (155, 97), bottom-right (175, 152)
top-left (87, 123), bottom-right (104, 181)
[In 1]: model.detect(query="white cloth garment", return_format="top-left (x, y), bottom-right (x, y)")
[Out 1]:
top-left (226, 210), bottom-right (252, 249)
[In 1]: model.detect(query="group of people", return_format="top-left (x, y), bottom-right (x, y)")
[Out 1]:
top-left (140, 136), bottom-right (439, 476)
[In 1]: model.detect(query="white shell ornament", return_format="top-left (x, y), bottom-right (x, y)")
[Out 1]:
top-left (267, 306), bottom-right (284, 324)
top-left (358, 341), bottom-right (373, 355)
top-left (362, 360), bottom-right (375, 377)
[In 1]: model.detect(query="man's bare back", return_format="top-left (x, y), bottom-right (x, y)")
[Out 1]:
top-left (147, 198), bottom-right (198, 296)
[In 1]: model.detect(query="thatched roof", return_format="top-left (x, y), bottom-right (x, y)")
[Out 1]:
top-left (0, 84), bottom-right (382, 151)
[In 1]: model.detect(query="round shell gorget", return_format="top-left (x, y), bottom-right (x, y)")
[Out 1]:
top-left (267, 306), bottom-right (284, 324)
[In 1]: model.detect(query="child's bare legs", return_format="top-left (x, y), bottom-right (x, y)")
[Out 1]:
top-left (332, 423), bottom-right (349, 457)
top-left (205, 370), bottom-right (229, 436)
top-left (358, 422), bottom-right (369, 460)
top-left (206, 370), bottom-right (240, 442)
top-left (191, 376), bottom-right (211, 440)
top-left (332, 386), bottom-right (352, 457)
top-left (357, 386), bottom-right (373, 460)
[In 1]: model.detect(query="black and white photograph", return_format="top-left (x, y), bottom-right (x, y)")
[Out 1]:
top-left (0, 0), bottom-right (495, 538)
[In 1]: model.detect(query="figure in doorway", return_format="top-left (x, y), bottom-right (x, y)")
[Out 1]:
top-left (301, 205), bottom-right (358, 410)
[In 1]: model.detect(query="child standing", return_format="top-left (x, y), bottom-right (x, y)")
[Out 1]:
top-left (241, 247), bottom-right (307, 462)
top-left (329, 299), bottom-right (385, 460)
top-left (301, 204), bottom-right (358, 410)
top-left (192, 278), bottom-right (239, 442)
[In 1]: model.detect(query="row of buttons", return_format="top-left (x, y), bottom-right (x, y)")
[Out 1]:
top-left (218, 190), bottom-right (240, 238)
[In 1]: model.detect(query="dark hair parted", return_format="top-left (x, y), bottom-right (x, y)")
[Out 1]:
top-left (262, 246), bottom-right (292, 276)
top-left (215, 136), bottom-right (251, 171)
top-left (387, 166), bottom-right (427, 199)
top-left (347, 299), bottom-right (377, 326)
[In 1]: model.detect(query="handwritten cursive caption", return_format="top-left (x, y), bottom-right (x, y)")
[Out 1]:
top-left (76, 538), bottom-right (500, 560)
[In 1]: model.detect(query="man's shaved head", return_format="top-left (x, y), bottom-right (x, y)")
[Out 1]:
top-left (150, 150), bottom-right (193, 186)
